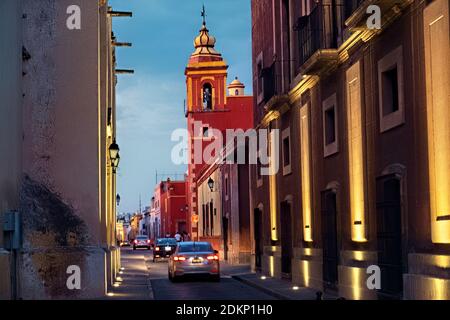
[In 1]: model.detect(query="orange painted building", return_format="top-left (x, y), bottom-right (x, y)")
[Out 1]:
top-left (184, 18), bottom-right (254, 240)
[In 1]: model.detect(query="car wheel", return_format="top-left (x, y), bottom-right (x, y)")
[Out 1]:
top-left (148, 246), bottom-right (151, 250)
top-left (168, 270), bottom-right (173, 281)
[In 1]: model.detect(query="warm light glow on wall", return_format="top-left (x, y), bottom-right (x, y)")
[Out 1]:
top-left (435, 255), bottom-right (450, 269)
top-left (424, 0), bottom-right (450, 244)
top-left (351, 267), bottom-right (362, 300)
top-left (433, 278), bottom-right (450, 300)
top-left (346, 61), bottom-right (367, 242)
top-left (269, 129), bottom-right (278, 241)
top-left (300, 105), bottom-right (313, 242)
top-left (353, 251), bottom-right (365, 261)
top-left (302, 260), bottom-right (310, 287)
top-left (269, 256), bottom-right (275, 277)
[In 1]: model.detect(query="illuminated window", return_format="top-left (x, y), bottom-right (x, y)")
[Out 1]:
top-left (378, 46), bottom-right (405, 133)
top-left (322, 93), bottom-right (339, 157)
top-left (424, 0), bottom-right (450, 243)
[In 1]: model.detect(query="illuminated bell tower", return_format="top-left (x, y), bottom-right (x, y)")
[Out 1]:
top-left (185, 16), bottom-right (228, 112)
top-left (185, 9), bottom-right (228, 239)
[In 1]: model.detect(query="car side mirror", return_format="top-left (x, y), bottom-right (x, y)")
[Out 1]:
top-left (214, 250), bottom-right (219, 254)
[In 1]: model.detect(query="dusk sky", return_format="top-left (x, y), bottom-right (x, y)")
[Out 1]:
top-left (109, 0), bottom-right (253, 214)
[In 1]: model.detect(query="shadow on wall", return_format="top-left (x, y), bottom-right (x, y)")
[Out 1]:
top-left (19, 175), bottom-right (89, 298)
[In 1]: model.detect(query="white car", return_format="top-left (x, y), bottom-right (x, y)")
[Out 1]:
top-left (168, 241), bottom-right (220, 282)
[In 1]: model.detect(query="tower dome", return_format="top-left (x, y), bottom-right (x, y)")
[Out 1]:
top-left (192, 23), bottom-right (221, 57)
top-left (228, 77), bottom-right (245, 96)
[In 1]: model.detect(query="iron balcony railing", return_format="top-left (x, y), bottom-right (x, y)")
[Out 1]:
top-left (296, 4), bottom-right (345, 67)
top-left (259, 60), bottom-right (285, 105)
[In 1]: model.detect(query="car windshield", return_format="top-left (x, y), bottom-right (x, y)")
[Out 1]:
top-left (136, 236), bottom-right (148, 240)
top-left (178, 243), bottom-right (213, 253)
top-left (156, 238), bottom-right (177, 245)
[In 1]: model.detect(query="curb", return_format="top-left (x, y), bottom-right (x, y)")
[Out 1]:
top-left (145, 256), bottom-right (155, 300)
top-left (232, 275), bottom-right (292, 300)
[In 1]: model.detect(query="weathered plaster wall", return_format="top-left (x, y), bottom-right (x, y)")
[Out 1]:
top-left (19, 0), bottom-right (106, 299)
top-left (0, 0), bottom-right (23, 300)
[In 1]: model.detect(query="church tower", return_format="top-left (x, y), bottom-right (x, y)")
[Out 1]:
top-left (184, 8), bottom-right (254, 241)
top-left (185, 14), bottom-right (228, 113)
top-left (185, 9), bottom-right (228, 239)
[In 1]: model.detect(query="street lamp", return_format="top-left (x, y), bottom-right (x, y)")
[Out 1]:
top-left (207, 177), bottom-right (214, 192)
top-left (109, 139), bottom-right (120, 173)
top-left (112, 153), bottom-right (120, 173)
top-left (116, 194), bottom-right (121, 206)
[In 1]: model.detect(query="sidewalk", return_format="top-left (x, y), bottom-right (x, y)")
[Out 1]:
top-left (232, 273), bottom-right (339, 300)
top-left (220, 262), bottom-right (252, 277)
top-left (104, 250), bottom-right (153, 300)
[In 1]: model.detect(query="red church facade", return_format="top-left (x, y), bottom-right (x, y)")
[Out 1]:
top-left (184, 19), bottom-right (254, 246)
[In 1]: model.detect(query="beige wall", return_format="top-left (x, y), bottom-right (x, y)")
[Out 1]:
top-left (198, 169), bottom-right (222, 238)
top-left (13, 0), bottom-right (118, 299)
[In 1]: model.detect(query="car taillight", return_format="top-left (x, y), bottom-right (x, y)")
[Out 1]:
top-left (207, 255), bottom-right (219, 261)
top-left (174, 256), bottom-right (186, 261)
top-left (134, 240), bottom-right (137, 244)
top-left (155, 247), bottom-right (160, 251)
top-left (147, 240), bottom-right (151, 243)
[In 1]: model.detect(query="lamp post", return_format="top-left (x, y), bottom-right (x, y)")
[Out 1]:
top-left (109, 139), bottom-right (120, 173)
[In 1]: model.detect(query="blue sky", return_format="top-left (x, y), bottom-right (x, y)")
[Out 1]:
top-left (109, 0), bottom-right (253, 213)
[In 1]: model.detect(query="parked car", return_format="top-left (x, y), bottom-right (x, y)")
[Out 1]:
top-left (120, 240), bottom-right (130, 247)
top-left (133, 235), bottom-right (151, 250)
top-left (168, 241), bottom-right (220, 282)
top-left (153, 238), bottom-right (177, 262)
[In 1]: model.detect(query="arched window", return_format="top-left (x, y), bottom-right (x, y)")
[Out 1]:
top-left (235, 89), bottom-right (239, 96)
top-left (203, 83), bottom-right (213, 110)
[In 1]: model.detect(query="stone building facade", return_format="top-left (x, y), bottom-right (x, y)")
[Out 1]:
top-left (250, 0), bottom-right (449, 299)
top-left (0, 0), bottom-right (128, 299)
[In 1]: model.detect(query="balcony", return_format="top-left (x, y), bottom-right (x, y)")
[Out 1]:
top-left (295, 4), bottom-right (345, 76)
top-left (260, 61), bottom-right (290, 113)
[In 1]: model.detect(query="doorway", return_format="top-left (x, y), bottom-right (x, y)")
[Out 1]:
top-left (280, 201), bottom-right (292, 276)
top-left (254, 208), bottom-right (263, 271)
top-left (376, 175), bottom-right (403, 299)
top-left (321, 190), bottom-right (338, 291)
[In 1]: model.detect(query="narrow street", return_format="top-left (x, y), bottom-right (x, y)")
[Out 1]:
top-left (116, 247), bottom-right (275, 300)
